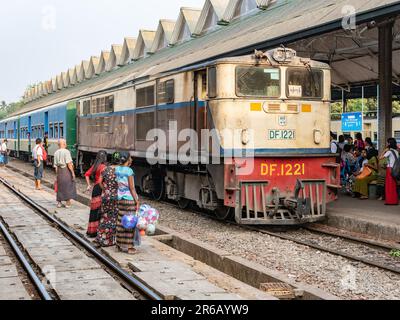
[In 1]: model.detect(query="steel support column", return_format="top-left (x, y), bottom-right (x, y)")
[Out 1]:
top-left (378, 20), bottom-right (394, 151)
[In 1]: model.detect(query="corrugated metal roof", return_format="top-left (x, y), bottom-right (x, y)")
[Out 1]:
top-left (12, 0), bottom-right (400, 117)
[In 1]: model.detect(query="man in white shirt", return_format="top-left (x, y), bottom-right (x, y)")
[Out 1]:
top-left (0, 139), bottom-right (8, 166)
top-left (330, 132), bottom-right (338, 153)
top-left (32, 138), bottom-right (43, 190)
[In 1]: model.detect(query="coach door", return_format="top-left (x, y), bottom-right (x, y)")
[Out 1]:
top-left (194, 70), bottom-right (208, 154)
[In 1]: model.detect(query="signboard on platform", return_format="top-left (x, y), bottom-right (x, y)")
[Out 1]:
top-left (341, 112), bottom-right (363, 132)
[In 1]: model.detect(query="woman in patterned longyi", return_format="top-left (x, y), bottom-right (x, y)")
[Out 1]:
top-left (85, 150), bottom-right (108, 238)
top-left (115, 152), bottom-right (140, 254)
top-left (95, 152), bottom-right (121, 247)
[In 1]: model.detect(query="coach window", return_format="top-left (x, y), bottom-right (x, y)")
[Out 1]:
top-left (157, 80), bottom-right (175, 104)
top-left (105, 95), bottom-right (114, 112)
top-left (83, 100), bottom-right (91, 116)
top-left (136, 85), bottom-right (155, 108)
top-left (208, 67), bottom-right (217, 99)
top-left (59, 122), bottom-right (64, 138)
top-left (54, 123), bottom-right (59, 139)
top-left (49, 123), bottom-right (53, 138)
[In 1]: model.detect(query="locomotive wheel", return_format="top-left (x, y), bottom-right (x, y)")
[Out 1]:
top-left (215, 206), bottom-right (234, 221)
top-left (177, 198), bottom-right (191, 209)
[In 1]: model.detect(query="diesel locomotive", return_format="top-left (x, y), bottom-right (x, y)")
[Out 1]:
top-left (0, 48), bottom-right (340, 225)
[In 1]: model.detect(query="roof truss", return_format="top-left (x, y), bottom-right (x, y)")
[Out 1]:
top-left (106, 45), bottom-right (123, 71)
top-left (133, 30), bottom-right (156, 60)
top-left (150, 20), bottom-right (176, 53)
top-left (119, 38), bottom-right (137, 65)
top-left (193, 0), bottom-right (230, 36)
top-left (87, 56), bottom-right (100, 79)
top-left (222, 0), bottom-right (273, 23)
top-left (170, 8), bottom-right (201, 45)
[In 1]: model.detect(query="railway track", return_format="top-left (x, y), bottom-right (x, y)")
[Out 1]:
top-left (4, 162), bottom-right (400, 277)
top-left (0, 221), bottom-right (51, 300)
top-left (0, 175), bottom-right (162, 301)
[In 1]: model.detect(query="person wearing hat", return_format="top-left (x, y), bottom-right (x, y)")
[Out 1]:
top-left (0, 139), bottom-right (8, 166)
top-left (115, 151), bottom-right (140, 254)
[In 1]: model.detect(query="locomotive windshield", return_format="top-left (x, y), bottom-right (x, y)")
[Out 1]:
top-left (236, 67), bottom-right (280, 98)
top-left (286, 68), bottom-right (323, 99)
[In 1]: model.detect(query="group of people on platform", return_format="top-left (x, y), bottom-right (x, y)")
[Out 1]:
top-left (84, 150), bottom-right (140, 254)
top-left (29, 140), bottom-right (140, 254)
top-left (331, 132), bottom-right (399, 205)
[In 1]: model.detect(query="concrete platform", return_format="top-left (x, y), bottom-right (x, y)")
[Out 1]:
top-left (327, 195), bottom-right (400, 241)
top-left (0, 167), bottom-right (276, 300)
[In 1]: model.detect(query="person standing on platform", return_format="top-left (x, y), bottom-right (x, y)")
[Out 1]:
top-left (85, 150), bottom-right (108, 238)
top-left (338, 135), bottom-right (345, 151)
top-left (32, 138), bottom-right (44, 190)
top-left (54, 139), bottom-right (77, 208)
top-left (365, 137), bottom-right (374, 152)
top-left (380, 138), bottom-right (399, 206)
top-left (43, 132), bottom-right (49, 164)
top-left (354, 132), bottom-right (365, 151)
top-left (0, 139), bottom-right (8, 167)
top-left (115, 152), bottom-right (140, 254)
top-left (377, 157), bottom-right (387, 201)
top-left (96, 152), bottom-right (121, 247)
top-left (330, 132), bottom-right (338, 153)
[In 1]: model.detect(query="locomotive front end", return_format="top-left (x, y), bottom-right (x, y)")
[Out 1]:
top-left (210, 48), bottom-right (340, 225)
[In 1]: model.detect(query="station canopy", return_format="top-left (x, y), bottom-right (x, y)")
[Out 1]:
top-left (14, 0), bottom-right (400, 116)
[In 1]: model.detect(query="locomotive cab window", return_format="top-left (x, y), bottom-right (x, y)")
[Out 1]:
top-left (236, 67), bottom-right (280, 97)
top-left (157, 80), bottom-right (175, 104)
top-left (136, 85), bottom-right (155, 108)
top-left (286, 68), bottom-right (323, 99)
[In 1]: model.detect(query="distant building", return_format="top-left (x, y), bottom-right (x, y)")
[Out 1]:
top-left (331, 113), bottom-right (400, 143)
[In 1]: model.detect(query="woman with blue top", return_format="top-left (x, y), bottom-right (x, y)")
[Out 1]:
top-left (115, 152), bottom-right (140, 254)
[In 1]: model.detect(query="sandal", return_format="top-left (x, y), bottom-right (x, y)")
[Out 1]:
top-left (56, 203), bottom-right (63, 208)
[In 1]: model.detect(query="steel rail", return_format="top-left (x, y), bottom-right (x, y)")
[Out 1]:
top-left (0, 220), bottom-right (53, 300)
top-left (0, 176), bottom-right (162, 301)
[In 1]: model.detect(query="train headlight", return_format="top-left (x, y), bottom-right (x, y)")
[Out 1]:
top-left (314, 129), bottom-right (322, 144)
top-left (272, 48), bottom-right (296, 63)
top-left (241, 129), bottom-right (250, 145)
